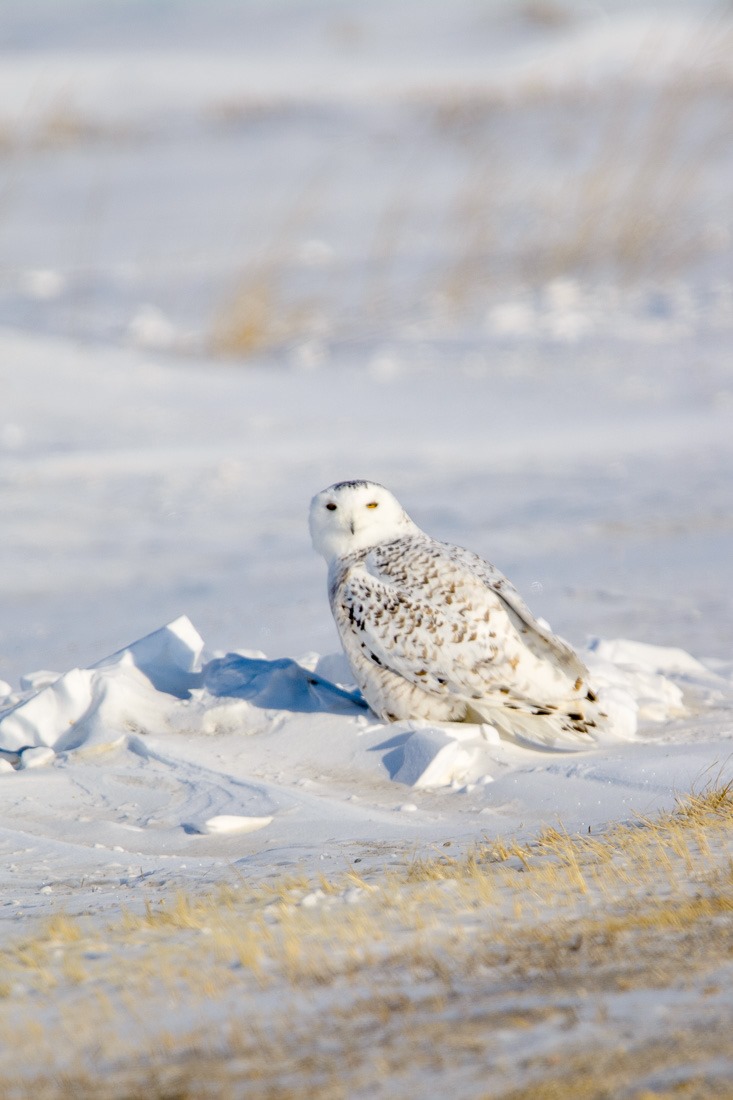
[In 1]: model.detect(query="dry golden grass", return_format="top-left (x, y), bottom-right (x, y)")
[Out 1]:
top-left (0, 783), bottom-right (731, 1097)
top-left (520, 0), bottom-right (575, 29)
top-left (209, 168), bottom-right (326, 357)
top-left (0, 98), bottom-right (140, 152)
top-left (525, 84), bottom-right (707, 282)
top-left (206, 55), bottom-right (733, 358)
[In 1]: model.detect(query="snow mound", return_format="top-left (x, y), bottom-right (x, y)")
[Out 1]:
top-left (0, 617), bottom-right (204, 763)
top-left (388, 726), bottom-right (480, 789)
top-left (585, 636), bottom-right (722, 728)
top-left (0, 617), bottom-right (730, 905)
top-left (0, 618), bottom-right (724, 793)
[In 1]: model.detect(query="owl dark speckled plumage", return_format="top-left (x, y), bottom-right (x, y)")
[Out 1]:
top-left (309, 480), bottom-right (608, 746)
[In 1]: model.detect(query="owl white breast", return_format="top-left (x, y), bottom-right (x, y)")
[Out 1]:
top-left (309, 480), bottom-right (606, 745)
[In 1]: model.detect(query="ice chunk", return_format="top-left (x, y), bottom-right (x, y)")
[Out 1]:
top-left (393, 728), bottom-right (480, 789)
top-left (192, 815), bottom-right (273, 835)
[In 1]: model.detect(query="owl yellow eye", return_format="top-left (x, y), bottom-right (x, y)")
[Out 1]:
top-left (326, 502), bottom-right (337, 511)
top-left (366, 502), bottom-right (379, 509)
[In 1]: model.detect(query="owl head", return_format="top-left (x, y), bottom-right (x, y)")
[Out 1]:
top-left (309, 480), bottom-right (417, 563)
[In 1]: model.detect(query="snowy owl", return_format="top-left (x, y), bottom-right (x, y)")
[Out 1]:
top-left (309, 480), bottom-right (607, 744)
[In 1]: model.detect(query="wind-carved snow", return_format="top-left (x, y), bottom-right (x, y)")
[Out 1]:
top-left (0, 617), bottom-right (730, 864)
top-left (0, 617), bottom-right (204, 758)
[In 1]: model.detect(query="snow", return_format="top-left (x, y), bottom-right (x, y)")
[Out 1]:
top-left (193, 813), bottom-right (273, 836)
top-left (0, 0), bottom-right (732, 1089)
top-left (1, 609), bottom-right (730, 912)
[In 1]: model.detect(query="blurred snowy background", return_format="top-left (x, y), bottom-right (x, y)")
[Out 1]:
top-left (0, 0), bottom-right (731, 682)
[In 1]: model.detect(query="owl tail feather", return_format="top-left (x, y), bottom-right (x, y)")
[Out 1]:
top-left (464, 697), bottom-right (606, 750)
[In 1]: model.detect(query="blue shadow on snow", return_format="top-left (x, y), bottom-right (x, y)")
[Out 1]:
top-left (203, 654), bottom-right (368, 715)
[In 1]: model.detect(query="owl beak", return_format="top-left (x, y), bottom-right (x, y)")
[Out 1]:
top-left (349, 520), bottom-right (355, 535)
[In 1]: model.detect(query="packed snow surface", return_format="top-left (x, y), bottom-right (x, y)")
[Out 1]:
top-left (0, 0), bottom-right (732, 930)
top-left (1, 605), bottom-right (732, 919)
